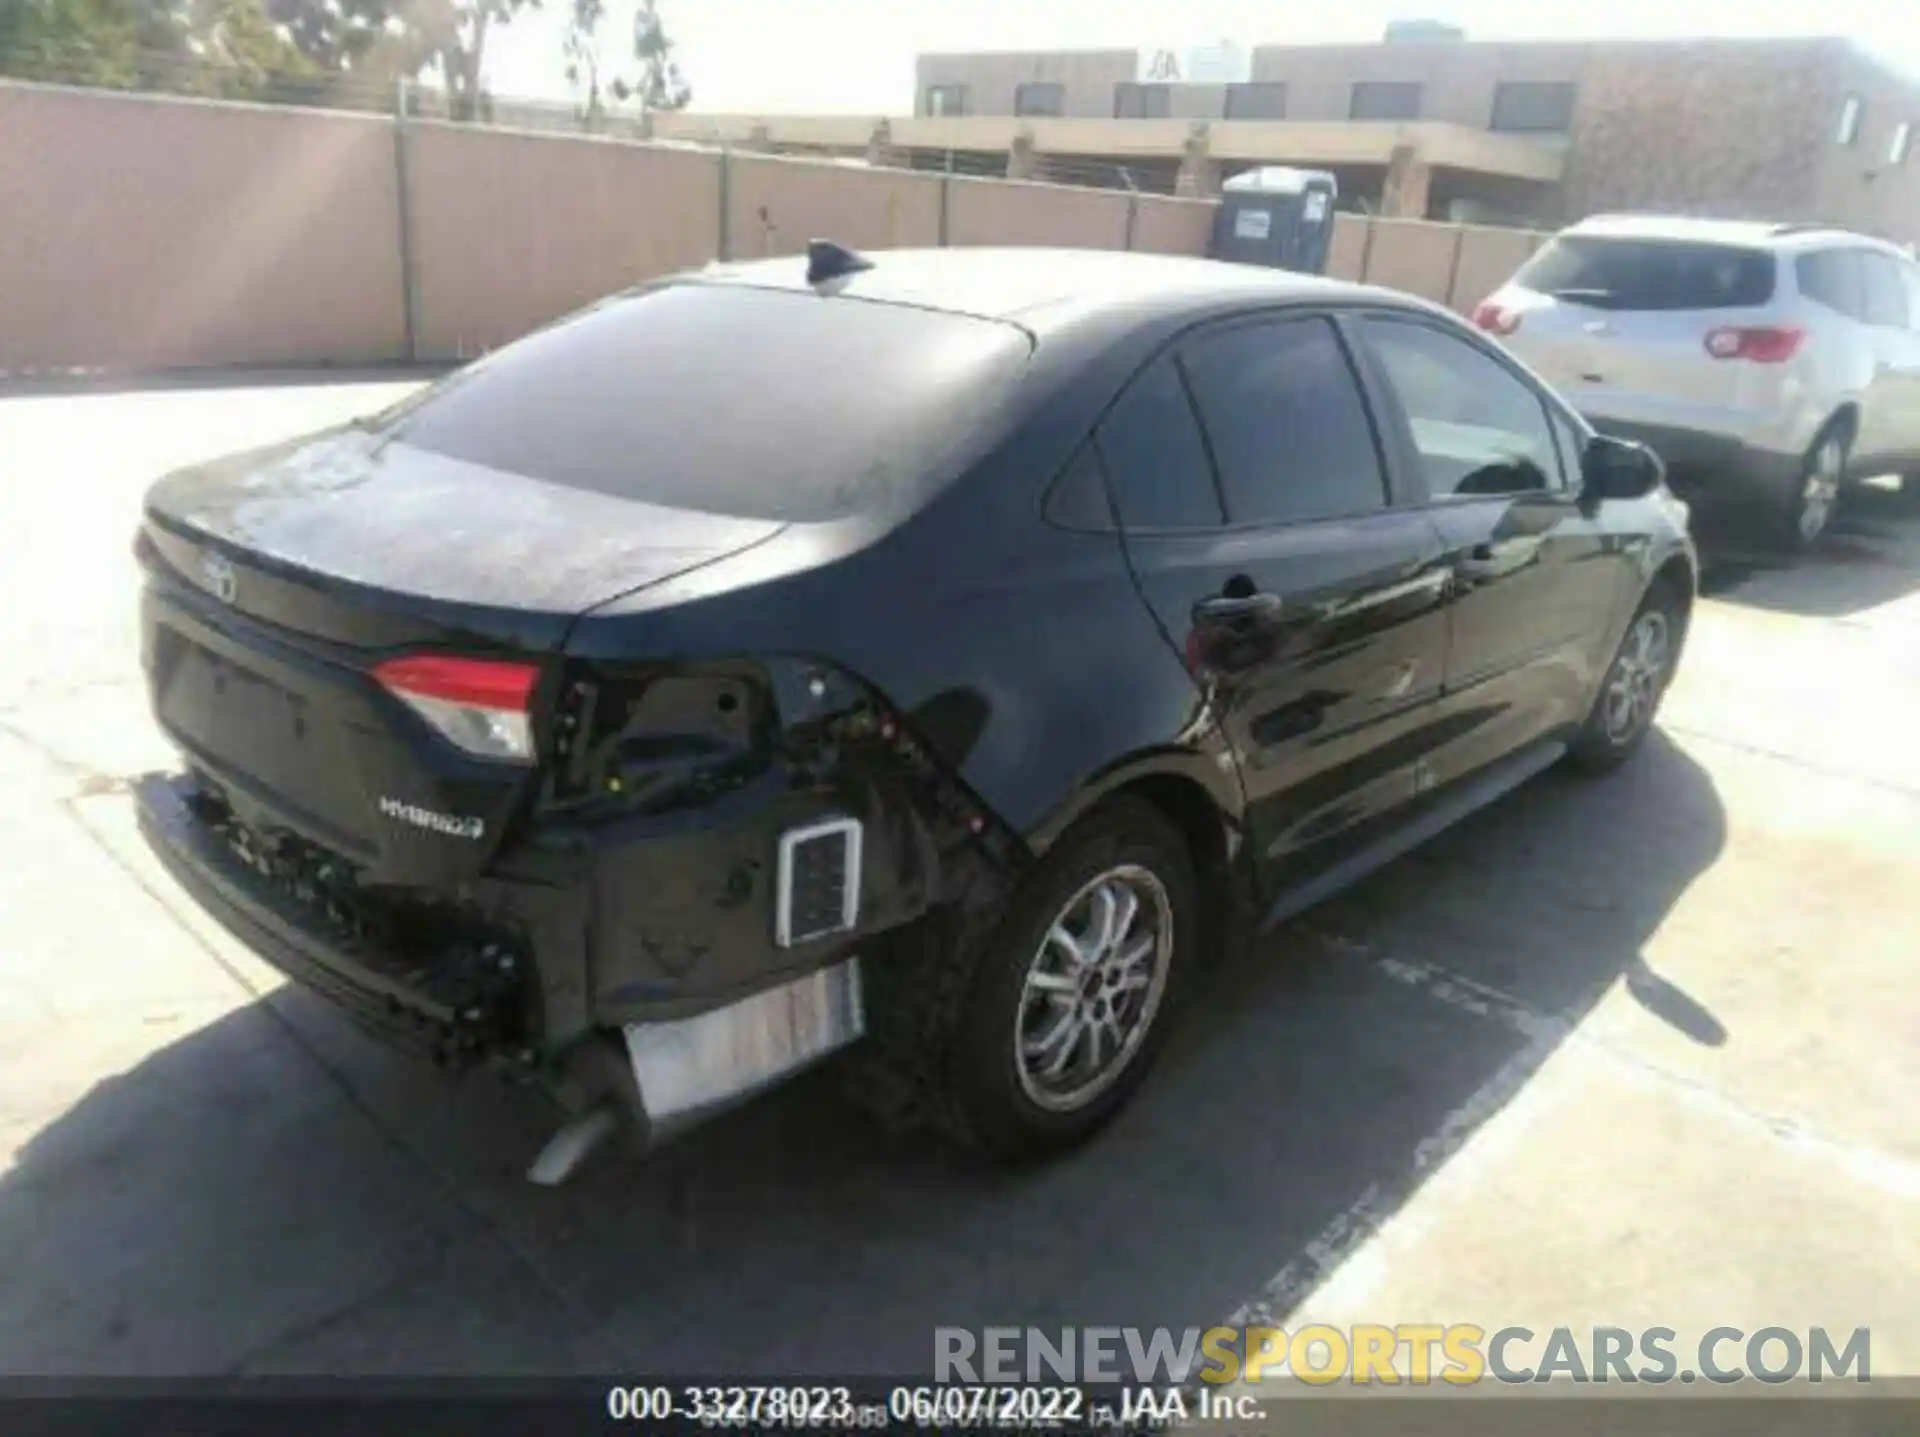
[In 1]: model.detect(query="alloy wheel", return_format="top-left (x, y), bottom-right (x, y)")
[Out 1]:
top-left (1013, 865), bottom-right (1173, 1113)
top-left (1602, 609), bottom-right (1672, 744)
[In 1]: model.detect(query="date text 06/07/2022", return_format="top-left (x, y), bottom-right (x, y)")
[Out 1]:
top-left (602, 1384), bottom-right (1120, 1428)
top-left (602, 1382), bottom-right (1263, 1429)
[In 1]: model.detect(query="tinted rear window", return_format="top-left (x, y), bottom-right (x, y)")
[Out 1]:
top-left (382, 284), bottom-right (1031, 523)
top-left (1180, 317), bottom-right (1389, 526)
top-left (1515, 237), bottom-right (1776, 311)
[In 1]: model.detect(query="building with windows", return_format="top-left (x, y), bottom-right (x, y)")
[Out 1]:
top-left (899, 34), bottom-right (1920, 235)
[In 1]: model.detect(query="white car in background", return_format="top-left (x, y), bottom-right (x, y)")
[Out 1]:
top-left (1474, 215), bottom-right (1920, 548)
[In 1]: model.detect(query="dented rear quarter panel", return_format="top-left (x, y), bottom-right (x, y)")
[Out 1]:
top-left (558, 325), bottom-right (1249, 861)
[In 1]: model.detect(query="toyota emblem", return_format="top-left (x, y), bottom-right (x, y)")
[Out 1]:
top-left (201, 552), bottom-right (238, 605)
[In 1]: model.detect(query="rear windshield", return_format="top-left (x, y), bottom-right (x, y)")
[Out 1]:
top-left (379, 283), bottom-right (1032, 523)
top-left (1514, 236), bottom-right (1776, 311)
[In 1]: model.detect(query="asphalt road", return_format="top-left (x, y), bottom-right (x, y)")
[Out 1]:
top-left (1, 374), bottom-right (1915, 1380)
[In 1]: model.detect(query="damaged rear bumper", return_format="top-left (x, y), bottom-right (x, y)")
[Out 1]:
top-left (135, 726), bottom-right (991, 1172)
top-left (137, 772), bottom-right (524, 1065)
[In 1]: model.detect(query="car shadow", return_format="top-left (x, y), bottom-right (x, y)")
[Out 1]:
top-left (1692, 481), bottom-right (1920, 618)
top-left (0, 732), bottom-right (1726, 1378)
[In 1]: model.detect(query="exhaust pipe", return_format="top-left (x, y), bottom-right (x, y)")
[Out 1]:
top-left (524, 958), bottom-right (865, 1185)
top-left (528, 1102), bottom-right (625, 1186)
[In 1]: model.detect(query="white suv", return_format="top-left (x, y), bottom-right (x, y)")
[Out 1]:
top-left (1476, 215), bottom-right (1920, 547)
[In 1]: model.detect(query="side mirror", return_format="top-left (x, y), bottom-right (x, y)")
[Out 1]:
top-left (1581, 435), bottom-right (1665, 502)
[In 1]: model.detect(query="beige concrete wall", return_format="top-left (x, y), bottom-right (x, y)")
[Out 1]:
top-left (946, 175), bottom-right (1131, 249)
top-left (1326, 212), bottom-right (1370, 281)
top-left (0, 81), bottom-right (405, 373)
top-left (726, 155), bottom-right (942, 260)
top-left (2, 79), bottom-right (1569, 373)
top-left (1449, 224), bottom-right (1544, 310)
top-left (407, 122), bottom-right (721, 359)
top-left (1360, 217), bottom-right (1461, 303)
top-left (1129, 195), bottom-right (1216, 256)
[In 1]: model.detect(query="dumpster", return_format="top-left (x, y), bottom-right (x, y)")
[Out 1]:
top-left (1209, 167), bottom-right (1338, 274)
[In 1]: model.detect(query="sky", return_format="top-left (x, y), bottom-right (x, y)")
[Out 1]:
top-left (484, 0), bottom-right (1920, 112)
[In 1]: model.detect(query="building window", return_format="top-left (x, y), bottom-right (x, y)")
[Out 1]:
top-left (1490, 81), bottom-right (1576, 133)
top-left (1113, 83), bottom-right (1172, 119)
top-left (1350, 82), bottom-right (1423, 121)
top-left (1224, 82), bottom-right (1288, 120)
top-left (1891, 120), bottom-right (1913, 164)
top-left (1836, 93), bottom-right (1862, 145)
top-left (1013, 82), bottom-right (1065, 117)
top-left (924, 84), bottom-right (968, 118)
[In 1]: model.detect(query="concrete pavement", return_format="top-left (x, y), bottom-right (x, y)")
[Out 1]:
top-left (0, 376), bottom-right (1915, 1381)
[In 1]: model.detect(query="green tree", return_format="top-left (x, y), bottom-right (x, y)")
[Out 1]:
top-left (393, 0), bottom-right (498, 119)
top-left (1, 0), bottom-right (312, 97)
top-left (616, 0), bottom-right (688, 110)
top-left (178, 0), bottom-right (316, 99)
top-left (261, 0), bottom-right (388, 72)
top-left (0, 0), bottom-right (146, 88)
top-left (563, 0), bottom-right (688, 118)
top-left (561, 0), bottom-right (605, 121)
top-left (2, 0), bottom-right (682, 118)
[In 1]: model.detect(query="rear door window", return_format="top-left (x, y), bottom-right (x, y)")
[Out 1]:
top-left (1796, 249), bottom-right (1867, 320)
top-left (1178, 316), bottom-right (1390, 526)
top-left (1042, 446), bottom-right (1115, 531)
top-left (1514, 237), bottom-right (1775, 311)
top-left (1094, 356), bottom-right (1225, 530)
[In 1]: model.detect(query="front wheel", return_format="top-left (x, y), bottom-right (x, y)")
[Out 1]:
top-left (942, 797), bottom-right (1197, 1161)
top-left (1568, 589), bottom-right (1683, 774)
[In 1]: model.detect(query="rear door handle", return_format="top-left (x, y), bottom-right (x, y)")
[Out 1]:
top-left (1194, 591), bottom-right (1284, 624)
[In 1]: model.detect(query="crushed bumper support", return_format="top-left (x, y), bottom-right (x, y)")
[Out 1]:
top-left (625, 957), bottom-right (865, 1139)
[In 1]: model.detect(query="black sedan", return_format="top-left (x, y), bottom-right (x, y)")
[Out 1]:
top-left (134, 244), bottom-right (1696, 1175)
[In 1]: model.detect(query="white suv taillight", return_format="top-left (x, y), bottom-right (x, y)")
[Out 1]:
top-left (1703, 325), bottom-right (1805, 363)
top-left (1472, 300), bottom-right (1521, 336)
top-left (374, 655), bottom-right (540, 763)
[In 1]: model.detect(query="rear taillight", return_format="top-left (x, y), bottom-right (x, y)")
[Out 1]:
top-left (1472, 301), bottom-right (1521, 336)
top-left (1704, 326), bottom-right (1805, 363)
top-left (374, 654), bottom-right (540, 763)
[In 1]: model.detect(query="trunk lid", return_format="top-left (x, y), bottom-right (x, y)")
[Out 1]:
top-left (139, 426), bottom-right (781, 885)
top-left (143, 427), bottom-right (783, 639)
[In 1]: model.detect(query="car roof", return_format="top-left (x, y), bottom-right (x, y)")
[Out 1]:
top-left (1564, 213), bottom-right (1909, 258)
top-left (691, 246), bottom-right (1402, 340)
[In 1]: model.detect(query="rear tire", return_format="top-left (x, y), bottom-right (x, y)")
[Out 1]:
top-left (1768, 425), bottom-right (1849, 551)
top-left (1567, 585), bottom-right (1685, 775)
top-left (933, 797), bottom-right (1198, 1162)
